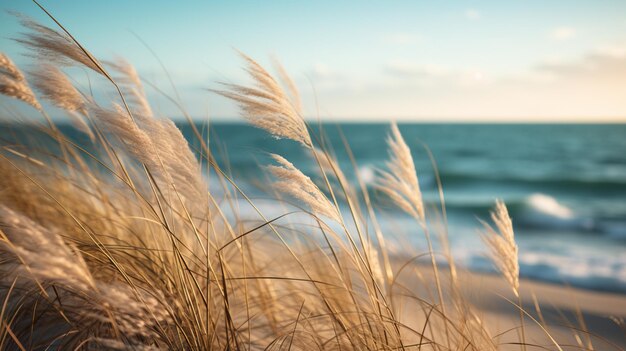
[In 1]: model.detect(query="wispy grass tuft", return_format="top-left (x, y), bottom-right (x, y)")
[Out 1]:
top-left (212, 53), bottom-right (312, 147)
top-left (266, 153), bottom-right (340, 222)
top-left (376, 122), bottom-right (425, 222)
top-left (29, 63), bottom-right (93, 138)
top-left (0, 53), bottom-right (41, 110)
top-left (481, 200), bottom-right (519, 297)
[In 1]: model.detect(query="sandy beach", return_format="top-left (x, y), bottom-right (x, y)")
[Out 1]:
top-left (465, 273), bottom-right (625, 350)
top-left (393, 262), bottom-right (626, 350)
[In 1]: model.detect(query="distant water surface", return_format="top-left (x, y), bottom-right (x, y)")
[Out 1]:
top-left (4, 122), bottom-right (626, 293)
top-left (189, 122), bottom-right (626, 293)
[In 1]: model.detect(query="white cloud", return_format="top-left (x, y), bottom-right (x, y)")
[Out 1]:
top-left (595, 44), bottom-right (626, 58)
top-left (550, 27), bottom-right (576, 41)
top-left (311, 63), bottom-right (332, 78)
top-left (385, 59), bottom-right (449, 77)
top-left (308, 47), bottom-right (626, 120)
top-left (535, 46), bottom-right (626, 80)
top-left (465, 9), bottom-right (481, 21)
top-left (211, 46), bottom-right (626, 121)
top-left (381, 32), bottom-right (419, 46)
top-left (384, 60), bottom-right (491, 88)
top-left (304, 62), bottom-right (352, 88)
top-left (458, 70), bottom-right (490, 86)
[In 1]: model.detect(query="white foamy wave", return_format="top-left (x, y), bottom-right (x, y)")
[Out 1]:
top-left (526, 193), bottom-right (573, 219)
top-left (518, 251), bottom-right (626, 291)
top-left (357, 165), bottom-right (375, 185)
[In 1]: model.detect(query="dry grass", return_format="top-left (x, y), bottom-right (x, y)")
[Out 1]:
top-left (212, 53), bottom-right (312, 147)
top-left (0, 53), bottom-right (41, 111)
top-left (481, 200), bottom-right (519, 298)
top-left (0, 8), bottom-right (611, 351)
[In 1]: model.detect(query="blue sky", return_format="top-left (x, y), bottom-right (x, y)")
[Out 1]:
top-left (2, 1), bottom-right (626, 121)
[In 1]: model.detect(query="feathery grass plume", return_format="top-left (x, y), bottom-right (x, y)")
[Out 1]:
top-left (0, 53), bottom-right (41, 110)
top-left (481, 200), bottom-right (520, 297)
top-left (364, 242), bottom-right (385, 288)
top-left (95, 284), bottom-right (172, 339)
top-left (29, 63), bottom-right (86, 115)
top-left (267, 154), bottom-right (340, 222)
top-left (376, 122), bottom-right (425, 222)
top-left (87, 339), bottom-right (163, 351)
top-left (213, 53), bottom-right (312, 147)
top-left (15, 16), bottom-right (102, 74)
top-left (272, 58), bottom-right (302, 113)
top-left (107, 58), bottom-right (153, 117)
top-left (29, 63), bottom-right (94, 138)
top-left (0, 206), bottom-right (171, 343)
top-left (92, 103), bottom-right (204, 204)
top-left (0, 205), bottom-right (95, 292)
top-left (377, 122), bottom-right (453, 347)
top-left (92, 104), bottom-right (157, 167)
top-left (103, 59), bottom-right (206, 201)
top-left (105, 59), bottom-right (203, 198)
top-left (481, 200), bottom-right (527, 351)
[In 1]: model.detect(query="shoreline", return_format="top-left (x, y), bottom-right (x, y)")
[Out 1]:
top-left (391, 257), bottom-right (626, 349)
top-left (463, 270), bottom-right (626, 317)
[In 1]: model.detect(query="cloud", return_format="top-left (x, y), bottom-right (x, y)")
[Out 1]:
top-left (535, 45), bottom-right (626, 76)
top-left (384, 59), bottom-right (449, 77)
top-left (211, 45), bottom-right (626, 121)
top-left (303, 46), bottom-right (626, 120)
top-left (303, 62), bottom-right (353, 89)
top-left (384, 60), bottom-right (491, 89)
top-left (311, 63), bottom-right (332, 78)
top-left (381, 32), bottom-right (419, 46)
top-left (465, 9), bottom-right (481, 21)
top-left (595, 44), bottom-right (626, 58)
top-left (550, 27), bottom-right (576, 41)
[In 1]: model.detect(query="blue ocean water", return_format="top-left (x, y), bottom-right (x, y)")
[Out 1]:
top-left (4, 122), bottom-right (626, 293)
top-left (189, 122), bottom-right (626, 293)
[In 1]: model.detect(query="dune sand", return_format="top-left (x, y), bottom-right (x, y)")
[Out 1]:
top-left (393, 261), bottom-right (626, 350)
top-left (463, 272), bottom-right (625, 350)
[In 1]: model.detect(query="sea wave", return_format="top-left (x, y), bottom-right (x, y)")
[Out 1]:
top-left (441, 192), bottom-right (569, 215)
top-left (437, 193), bottom-right (626, 239)
top-left (463, 251), bottom-right (626, 293)
top-left (526, 193), bottom-right (573, 219)
top-left (439, 172), bottom-right (626, 193)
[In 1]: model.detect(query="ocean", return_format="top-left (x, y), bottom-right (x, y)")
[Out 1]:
top-left (4, 122), bottom-right (626, 293)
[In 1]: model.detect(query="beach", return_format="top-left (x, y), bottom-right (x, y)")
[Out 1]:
top-left (463, 272), bottom-right (625, 350)
top-left (390, 260), bottom-right (626, 350)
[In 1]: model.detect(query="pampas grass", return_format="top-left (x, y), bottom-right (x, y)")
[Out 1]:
top-left (0, 205), bottom-right (95, 293)
top-left (29, 63), bottom-right (86, 116)
top-left (0, 7), bottom-right (604, 351)
top-left (481, 200), bottom-right (519, 297)
top-left (213, 53), bottom-right (312, 147)
top-left (107, 58), bottom-right (154, 118)
top-left (377, 122), bottom-right (425, 222)
top-left (377, 121), bottom-right (452, 348)
top-left (28, 63), bottom-right (93, 138)
top-left (0, 53), bottom-right (41, 110)
top-left (15, 15), bottom-right (103, 74)
top-left (481, 200), bottom-right (526, 351)
top-left (266, 154), bottom-right (340, 222)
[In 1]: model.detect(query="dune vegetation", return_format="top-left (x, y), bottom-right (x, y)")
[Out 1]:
top-left (0, 7), bottom-right (614, 351)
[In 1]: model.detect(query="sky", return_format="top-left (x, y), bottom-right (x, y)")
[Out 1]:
top-left (1, 1), bottom-right (626, 122)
